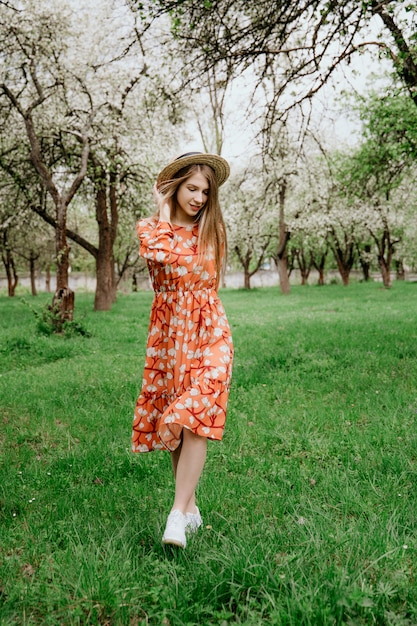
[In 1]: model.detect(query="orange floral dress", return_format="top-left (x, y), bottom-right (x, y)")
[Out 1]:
top-left (132, 217), bottom-right (233, 453)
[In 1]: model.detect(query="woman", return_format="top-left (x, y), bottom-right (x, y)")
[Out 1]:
top-left (132, 152), bottom-right (233, 548)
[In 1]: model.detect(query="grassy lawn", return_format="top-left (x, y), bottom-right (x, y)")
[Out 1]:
top-left (0, 282), bottom-right (416, 625)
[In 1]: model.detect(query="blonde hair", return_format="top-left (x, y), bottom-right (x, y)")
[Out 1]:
top-left (158, 164), bottom-right (227, 287)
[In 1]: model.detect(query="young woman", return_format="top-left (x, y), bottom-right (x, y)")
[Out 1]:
top-left (131, 152), bottom-right (233, 548)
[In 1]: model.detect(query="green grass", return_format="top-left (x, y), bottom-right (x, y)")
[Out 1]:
top-left (0, 282), bottom-right (416, 625)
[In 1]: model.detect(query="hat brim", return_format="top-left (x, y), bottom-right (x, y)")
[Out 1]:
top-left (156, 152), bottom-right (230, 188)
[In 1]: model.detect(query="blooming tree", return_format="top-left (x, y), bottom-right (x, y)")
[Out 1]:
top-left (0, 0), bottom-right (186, 315)
top-left (224, 164), bottom-right (276, 289)
top-left (335, 89), bottom-right (417, 287)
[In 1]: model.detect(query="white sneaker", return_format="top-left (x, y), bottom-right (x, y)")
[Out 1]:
top-left (162, 509), bottom-right (186, 548)
top-left (185, 507), bottom-right (203, 534)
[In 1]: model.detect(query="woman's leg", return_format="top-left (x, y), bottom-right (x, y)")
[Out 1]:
top-left (170, 435), bottom-right (200, 514)
top-left (171, 428), bottom-right (207, 514)
top-left (163, 429), bottom-right (207, 546)
top-left (170, 439), bottom-right (182, 477)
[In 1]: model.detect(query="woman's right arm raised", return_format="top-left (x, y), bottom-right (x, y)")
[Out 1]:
top-left (153, 182), bottom-right (171, 224)
top-left (136, 184), bottom-right (174, 263)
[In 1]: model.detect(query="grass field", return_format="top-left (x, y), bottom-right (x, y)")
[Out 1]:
top-left (0, 282), bottom-right (416, 625)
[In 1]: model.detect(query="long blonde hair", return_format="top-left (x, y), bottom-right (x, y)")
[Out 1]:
top-left (158, 164), bottom-right (227, 286)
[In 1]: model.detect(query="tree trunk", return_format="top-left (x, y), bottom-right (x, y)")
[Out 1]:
top-left (111, 258), bottom-right (117, 303)
top-left (336, 261), bottom-right (350, 286)
top-left (300, 264), bottom-right (311, 285)
top-left (331, 239), bottom-right (355, 286)
top-left (360, 261), bottom-right (371, 282)
top-left (373, 226), bottom-right (395, 289)
top-left (109, 170), bottom-right (118, 303)
top-left (358, 244), bottom-right (372, 282)
top-left (54, 199), bottom-right (74, 317)
top-left (378, 252), bottom-right (392, 288)
top-left (51, 287), bottom-right (75, 329)
top-left (2, 249), bottom-right (18, 297)
top-left (55, 202), bottom-right (70, 291)
top-left (94, 184), bottom-right (114, 311)
top-left (395, 260), bottom-right (405, 280)
top-left (29, 252), bottom-right (37, 296)
top-left (243, 267), bottom-right (251, 289)
top-left (312, 256), bottom-right (326, 286)
top-left (311, 246), bottom-right (328, 287)
top-left (45, 263), bottom-right (51, 293)
top-left (276, 180), bottom-right (290, 295)
top-left (379, 260), bottom-right (392, 288)
top-left (234, 246), bottom-right (252, 290)
top-left (296, 250), bottom-right (311, 286)
top-left (95, 250), bottom-right (114, 310)
top-left (277, 254), bottom-right (290, 294)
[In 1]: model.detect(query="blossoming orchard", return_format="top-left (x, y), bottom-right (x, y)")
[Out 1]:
top-left (1, 0), bottom-right (416, 320)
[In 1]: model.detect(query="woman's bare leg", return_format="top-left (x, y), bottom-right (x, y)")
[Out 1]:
top-left (170, 428), bottom-right (207, 514)
top-left (171, 439), bottom-right (182, 477)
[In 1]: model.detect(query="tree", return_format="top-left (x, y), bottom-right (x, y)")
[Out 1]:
top-left (269, 174), bottom-right (292, 294)
top-left (355, 240), bottom-right (374, 282)
top-left (1, 0), bottom-right (185, 313)
top-left (139, 1), bottom-right (417, 117)
top-left (224, 166), bottom-right (275, 289)
top-left (287, 221), bottom-right (330, 286)
top-left (113, 176), bottom-right (151, 289)
top-left (287, 142), bottom-right (362, 286)
top-left (10, 206), bottom-right (51, 297)
top-left (1, 2), bottom-right (91, 322)
top-left (328, 211), bottom-right (357, 285)
top-left (395, 171), bottom-right (417, 275)
top-left (0, 217), bottom-right (18, 297)
top-left (365, 205), bottom-right (401, 288)
top-left (188, 62), bottom-right (235, 156)
top-left (335, 90), bottom-right (417, 286)
top-left (288, 236), bottom-right (313, 285)
top-left (0, 134), bottom-right (54, 297)
top-left (344, 90), bottom-right (417, 194)
top-left (290, 175), bottom-right (331, 287)
top-left (131, 0), bottom-right (417, 293)
top-left (259, 117), bottom-right (301, 294)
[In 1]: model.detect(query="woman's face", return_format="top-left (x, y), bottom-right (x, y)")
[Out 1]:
top-left (175, 171), bottom-right (209, 225)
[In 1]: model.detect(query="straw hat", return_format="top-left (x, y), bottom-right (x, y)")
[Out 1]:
top-left (156, 152), bottom-right (230, 188)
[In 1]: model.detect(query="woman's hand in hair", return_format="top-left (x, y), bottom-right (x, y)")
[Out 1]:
top-left (153, 182), bottom-right (171, 223)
